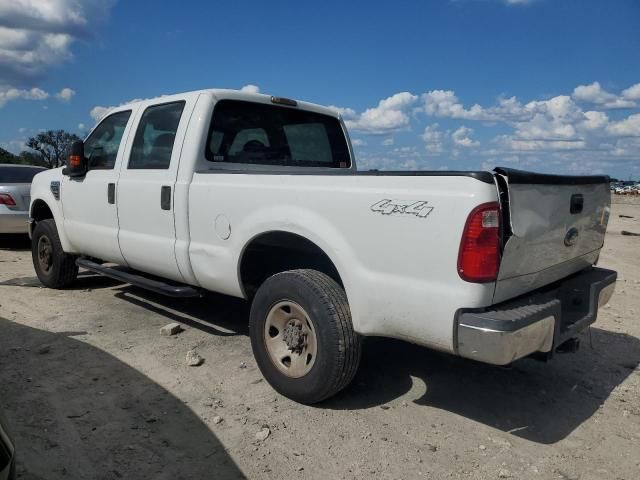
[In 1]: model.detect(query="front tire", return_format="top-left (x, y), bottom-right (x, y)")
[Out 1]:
top-left (249, 269), bottom-right (361, 404)
top-left (31, 219), bottom-right (78, 289)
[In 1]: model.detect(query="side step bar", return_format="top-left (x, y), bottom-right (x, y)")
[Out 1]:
top-left (76, 258), bottom-right (201, 298)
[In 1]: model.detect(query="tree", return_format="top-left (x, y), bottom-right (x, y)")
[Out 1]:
top-left (26, 130), bottom-right (81, 169)
top-left (0, 147), bottom-right (17, 164)
top-left (18, 150), bottom-right (47, 167)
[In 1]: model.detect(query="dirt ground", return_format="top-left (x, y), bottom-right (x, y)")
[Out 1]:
top-left (1, 202), bottom-right (639, 480)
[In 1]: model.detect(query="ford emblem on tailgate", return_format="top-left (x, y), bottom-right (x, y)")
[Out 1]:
top-left (564, 227), bottom-right (579, 246)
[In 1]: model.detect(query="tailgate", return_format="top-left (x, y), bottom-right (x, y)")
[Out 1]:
top-left (493, 167), bottom-right (611, 303)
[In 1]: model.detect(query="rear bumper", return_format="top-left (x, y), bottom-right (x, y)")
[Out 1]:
top-left (0, 210), bottom-right (29, 234)
top-left (456, 267), bottom-right (617, 365)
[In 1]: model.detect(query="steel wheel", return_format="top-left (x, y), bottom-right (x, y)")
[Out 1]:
top-left (264, 300), bottom-right (317, 378)
top-left (37, 235), bottom-right (53, 274)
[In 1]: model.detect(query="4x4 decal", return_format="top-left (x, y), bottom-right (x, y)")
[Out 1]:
top-left (370, 199), bottom-right (434, 218)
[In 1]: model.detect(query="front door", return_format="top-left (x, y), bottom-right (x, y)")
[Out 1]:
top-left (116, 100), bottom-right (187, 282)
top-left (61, 109), bottom-right (134, 263)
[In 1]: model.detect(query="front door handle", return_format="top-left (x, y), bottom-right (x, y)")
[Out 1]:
top-left (107, 183), bottom-right (115, 204)
top-left (160, 186), bottom-right (171, 210)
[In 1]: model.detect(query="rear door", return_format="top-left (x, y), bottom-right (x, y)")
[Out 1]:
top-left (62, 109), bottom-right (134, 262)
top-left (116, 100), bottom-right (190, 282)
top-left (494, 168), bottom-right (611, 302)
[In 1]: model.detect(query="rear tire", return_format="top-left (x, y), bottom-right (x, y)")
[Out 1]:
top-left (31, 219), bottom-right (78, 289)
top-left (249, 269), bottom-right (361, 404)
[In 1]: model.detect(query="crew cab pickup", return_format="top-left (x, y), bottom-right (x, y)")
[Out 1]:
top-left (29, 89), bottom-right (617, 403)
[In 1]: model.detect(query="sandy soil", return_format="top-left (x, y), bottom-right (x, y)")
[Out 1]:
top-left (0, 203), bottom-right (639, 480)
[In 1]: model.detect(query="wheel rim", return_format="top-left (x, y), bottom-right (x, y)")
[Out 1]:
top-left (264, 300), bottom-right (317, 378)
top-left (37, 235), bottom-right (53, 274)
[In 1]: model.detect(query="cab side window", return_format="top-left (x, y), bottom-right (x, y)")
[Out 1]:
top-left (128, 101), bottom-right (185, 169)
top-left (84, 110), bottom-right (132, 170)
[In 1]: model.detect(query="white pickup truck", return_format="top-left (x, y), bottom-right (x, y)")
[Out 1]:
top-left (29, 89), bottom-right (617, 403)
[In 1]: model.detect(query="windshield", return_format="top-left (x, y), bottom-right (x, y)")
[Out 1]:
top-left (206, 100), bottom-right (351, 168)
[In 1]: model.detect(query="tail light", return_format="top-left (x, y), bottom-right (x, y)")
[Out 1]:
top-left (0, 193), bottom-right (16, 206)
top-left (458, 202), bottom-right (501, 283)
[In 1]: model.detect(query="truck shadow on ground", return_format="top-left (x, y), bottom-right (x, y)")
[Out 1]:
top-left (329, 331), bottom-right (640, 445)
top-left (0, 271), bottom-right (122, 290)
top-left (0, 317), bottom-right (246, 480)
top-left (97, 282), bottom-right (640, 445)
top-left (113, 286), bottom-right (250, 337)
top-left (18, 276), bottom-right (637, 447)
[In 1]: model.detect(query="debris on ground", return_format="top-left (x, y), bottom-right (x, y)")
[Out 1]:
top-left (212, 416), bottom-right (223, 425)
top-left (621, 230), bottom-right (640, 236)
top-left (160, 323), bottom-right (184, 336)
top-left (619, 214), bottom-right (634, 218)
top-left (37, 344), bottom-right (51, 355)
top-left (255, 427), bottom-right (271, 441)
top-left (186, 349), bottom-right (204, 366)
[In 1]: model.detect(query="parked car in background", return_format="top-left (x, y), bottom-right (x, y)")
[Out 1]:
top-left (0, 165), bottom-right (46, 234)
top-left (0, 407), bottom-right (15, 480)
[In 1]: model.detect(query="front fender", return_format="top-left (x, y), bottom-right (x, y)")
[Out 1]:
top-left (29, 168), bottom-right (74, 253)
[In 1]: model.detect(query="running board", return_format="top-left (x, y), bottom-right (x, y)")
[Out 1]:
top-left (76, 258), bottom-right (201, 298)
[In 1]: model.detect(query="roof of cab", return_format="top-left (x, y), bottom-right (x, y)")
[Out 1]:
top-left (115, 88), bottom-right (341, 120)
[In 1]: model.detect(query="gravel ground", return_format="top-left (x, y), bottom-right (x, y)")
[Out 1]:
top-left (0, 203), bottom-right (639, 480)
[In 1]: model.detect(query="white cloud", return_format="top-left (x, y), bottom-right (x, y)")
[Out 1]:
top-left (90, 105), bottom-right (112, 121)
top-left (350, 138), bottom-right (366, 147)
top-left (452, 126), bottom-right (479, 147)
top-left (327, 105), bottom-right (357, 120)
top-left (606, 113), bottom-right (640, 137)
top-left (422, 123), bottom-right (444, 155)
top-left (505, 0), bottom-right (532, 4)
top-left (382, 137), bottom-right (394, 146)
top-left (0, 1), bottom-right (115, 84)
top-left (572, 82), bottom-right (635, 109)
top-left (0, 86), bottom-right (48, 107)
top-left (581, 110), bottom-right (609, 131)
top-left (55, 87), bottom-right (75, 101)
top-left (78, 122), bottom-right (86, 131)
top-left (240, 84), bottom-right (260, 94)
top-left (622, 83), bottom-right (640, 101)
top-left (422, 90), bottom-right (530, 122)
top-left (343, 92), bottom-right (418, 134)
top-left (497, 136), bottom-right (586, 152)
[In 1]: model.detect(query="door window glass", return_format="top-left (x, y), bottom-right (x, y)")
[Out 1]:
top-left (129, 101), bottom-right (185, 169)
top-left (84, 110), bottom-right (132, 170)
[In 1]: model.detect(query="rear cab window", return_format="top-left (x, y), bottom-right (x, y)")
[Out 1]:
top-left (205, 100), bottom-right (351, 168)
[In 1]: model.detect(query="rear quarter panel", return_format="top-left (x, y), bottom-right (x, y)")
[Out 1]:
top-left (188, 173), bottom-right (498, 352)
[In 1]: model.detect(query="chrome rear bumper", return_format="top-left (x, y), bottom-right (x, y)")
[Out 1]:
top-left (456, 267), bottom-right (617, 365)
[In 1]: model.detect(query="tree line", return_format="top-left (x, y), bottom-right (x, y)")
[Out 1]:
top-left (0, 130), bottom-right (81, 169)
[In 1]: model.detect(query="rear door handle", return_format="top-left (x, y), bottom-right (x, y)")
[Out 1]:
top-left (107, 183), bottom-right (115, 204)
top-left (160, 186), bottom-right (171, 210)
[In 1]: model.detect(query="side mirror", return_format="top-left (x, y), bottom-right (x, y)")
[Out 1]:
top-left (62, 140), bottom-right (87, 177)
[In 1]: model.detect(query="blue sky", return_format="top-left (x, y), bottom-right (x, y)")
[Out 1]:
top-left (1, 0), bottom-right (639, 179)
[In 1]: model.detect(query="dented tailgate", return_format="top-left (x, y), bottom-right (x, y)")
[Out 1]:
top-left (493, 167), bottom-right (611, 304)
